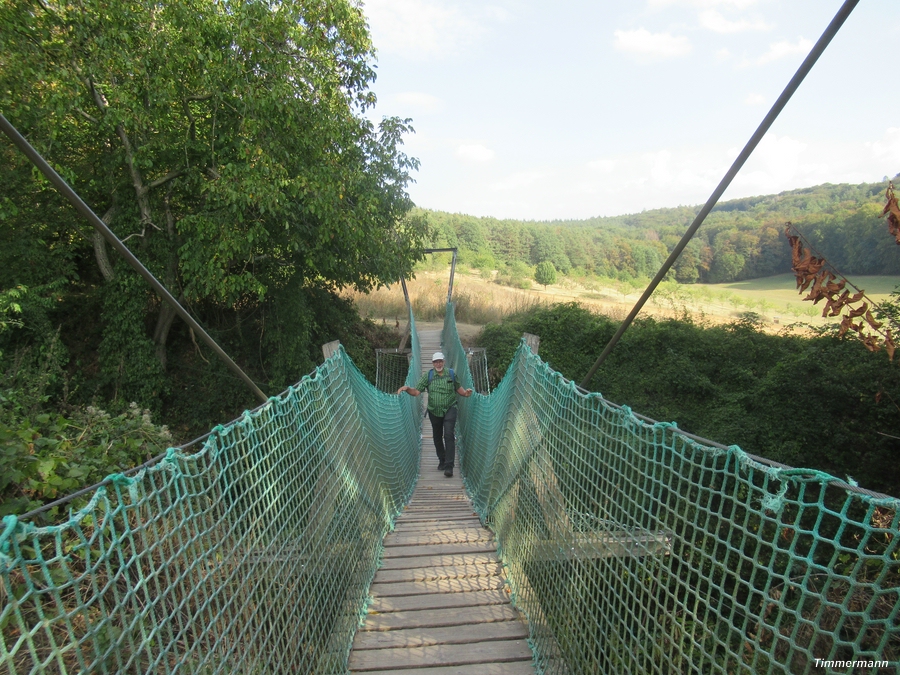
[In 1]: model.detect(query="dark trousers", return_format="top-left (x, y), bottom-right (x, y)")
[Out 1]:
top-left (428, 406), bottom-right (457, 468)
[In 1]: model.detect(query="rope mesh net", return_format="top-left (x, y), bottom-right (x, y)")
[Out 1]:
top-left (463, 346), bottom-right (491, 395)
top-left (443, 302), bottom-right (900, 675)
top-left (375, 348), bottom-right (411, 394)
top-left (3, 299), bottom-right (900, 674)
top-left (1, 310), bottom-right (423, 674)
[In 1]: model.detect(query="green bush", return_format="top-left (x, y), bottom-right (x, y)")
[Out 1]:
top-left (0, 402), bottom-right (174, 518)
top-left (479, 303), bottom-right (900, 496)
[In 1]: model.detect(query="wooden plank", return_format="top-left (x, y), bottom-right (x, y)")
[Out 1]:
top-left (374, 562), bottom-right (502, 584)
top-left (378, 552), bottom-right (499, 570)
top-left (380, 542), bottom-right (496, 558)
top-left (410, 494), bottom-right (471, 500)
top-left (403, 496), bottom-right (472, 503)
top-left (386, 530), bottom-right (493, 546)
top-left (353, 664), bottom-right (535, 675)
top-left (353, 620), bottom-right (528, 650)
top-left (391, 520), bottom-right (482, 531)
top-left (522, 333), bottom-right (540, 355)
top-left (407, 496), bottom-right (470, 502)
top-left (389, 515), bottom-right (479, 525)
top-left (394, 511), bottom-right (482, 530)
top-left (359, 604), bottom-right (522, 632)
top-left (400, 504), bottom-right (475, 510)
top-left (369, 589), bottom-right (510, 613)
top-left (390, 526), bottom-right (483, 537)
top-left (321, 339), bottom-right (341, 360)
top-left (389, 526), bottom-right (483, 535)
top-left (349, 638), bottom-right (532, 671)
top-left (370, 575), bottom-right (504, 597)
top-left (391, 519), bottom-right (482, 529)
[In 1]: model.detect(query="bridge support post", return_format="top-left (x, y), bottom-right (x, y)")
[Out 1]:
top-left (322, 340), bottom-right (341, 360)
top-left (523, 333), bottom-right (540, 355)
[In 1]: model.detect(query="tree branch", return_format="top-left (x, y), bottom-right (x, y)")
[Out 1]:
top-left (74, 107), bottom-right (100, 124)
top-left (148, 170), bottom-right (184, 190)
top-left (94, 206), bottom-right (117, 282)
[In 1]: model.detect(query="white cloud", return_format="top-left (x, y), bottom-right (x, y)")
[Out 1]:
top-left (646, 150), bottom-right (674, 184)
top-left (752, 133), bottom-right (806, 181)
top-left (744, 92), bottom-right (766, 105)
top-left (364, 0), bottom-right (485, 58)
top-left (728, 133), bottom-right (829, 196)
top-left (490, 171), bottom-right (545, 191)
top-left (395, 92), bottom-right (443, 113)
top-left (870, 127), bottom-right (900, 165)
top-left (587, 159), bottom-right (616, 173)
top-left (743, 37), bottom-right (813, 66)
top-left (613, 28), bottom-right (692, 62)
top-left (698, 9), bottom-right (770, 33)
top-left (456, 143), bottom-right (495, 162)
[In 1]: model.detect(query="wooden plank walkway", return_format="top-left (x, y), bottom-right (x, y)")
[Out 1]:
top-left (348, 331), bottom-right (535, 674)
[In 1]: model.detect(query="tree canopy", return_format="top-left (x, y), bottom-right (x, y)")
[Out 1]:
top-left (0, 0), bottom-right (426, 408)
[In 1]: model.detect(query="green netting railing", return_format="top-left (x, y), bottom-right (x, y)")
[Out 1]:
top-left (443, 302), bottom-right (900, 675)
top-left (1, 310), bottom-right (423, 674)
top-left (4, 299), bottom-right (900, 674)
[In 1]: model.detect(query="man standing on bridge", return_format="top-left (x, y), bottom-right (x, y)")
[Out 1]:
top-left (397, 352), bottom-right (472, 478)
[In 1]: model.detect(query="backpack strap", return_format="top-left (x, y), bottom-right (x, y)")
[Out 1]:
top-left (427, 367), bottom-right (455, 386)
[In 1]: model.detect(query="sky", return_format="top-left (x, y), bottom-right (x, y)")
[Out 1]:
top-left (361, 0), bottom-right (900, 221)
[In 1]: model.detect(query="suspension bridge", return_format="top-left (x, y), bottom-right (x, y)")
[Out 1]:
top-left (1, 296), bottom-right (898, 674)
top-left (4, 1), bottom-right (898, 670)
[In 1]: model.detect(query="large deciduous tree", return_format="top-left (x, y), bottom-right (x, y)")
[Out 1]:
top-left (0, 0), bottom-right (426, 398)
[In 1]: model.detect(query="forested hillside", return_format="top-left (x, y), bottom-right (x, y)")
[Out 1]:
top-left (423, 179), bottom-right (900, 284)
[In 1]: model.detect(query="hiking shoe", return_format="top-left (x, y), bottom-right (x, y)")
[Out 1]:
top-left (437, 462), bottom-right (446, 470)
top-left (444, 468), bottom-right (453, 478)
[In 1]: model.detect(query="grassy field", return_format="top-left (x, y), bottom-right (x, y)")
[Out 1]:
top-left (344, 268), bottom-right (900, 335)
top-left (670, 273), bottom-right (900, 327)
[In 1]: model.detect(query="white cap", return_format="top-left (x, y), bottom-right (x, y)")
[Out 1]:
top-left (432, 352), bottom-right (445, 361)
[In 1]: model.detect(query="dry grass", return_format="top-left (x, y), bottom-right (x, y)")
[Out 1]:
top-left (345, 271), bottom-right (743, 332)
top-left (346, 272), bottom-right (550, 326)
top-left (347, 270), bottom-right (900, 338)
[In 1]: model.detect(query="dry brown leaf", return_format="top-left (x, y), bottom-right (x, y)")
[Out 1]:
top-left (838, 315), bottom-right (854, 337)
top-left (824, 290), bottom-right (851, 318)
top-left (883, 184), bottom-right (900, 245)
top-left (864, 309), bottom-right (883, 330)
top-left (823, 279), bottom-right (846, 295)
top-left (861, 335), bottom-right (881, 352)
top-left (804, 270), bottom-right (833, 303)
top-left (784, 224), bottom-right (895, 361)
top-left (846, 302), bottom-right (868, 319)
